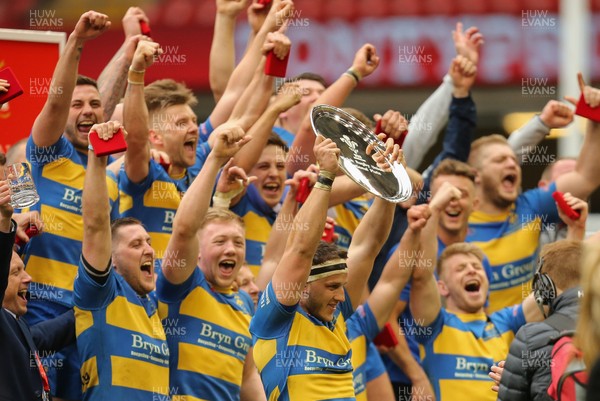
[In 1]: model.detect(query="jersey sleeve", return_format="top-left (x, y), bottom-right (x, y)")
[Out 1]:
top-left (491, 304), bottom-right (527, 335)
top-left (250, 282), bottom-right (297, 339)
top-left (73, 255), bottom-right (117, 310)
top-left (155, 266), bottom-right (200, 304)
top-left (414, 308), bottom-right (445, 345)
top-left (520, 182), bottom-right (560, 223)
top-left (347, 302), bottom-right (381, 342)
top-left (199, 118), bottom-right (214, 143)
top-left (26, 135), bottom-right (73, 166)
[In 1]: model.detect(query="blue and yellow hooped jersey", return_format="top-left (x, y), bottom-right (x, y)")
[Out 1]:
top-left (231, 185), bottom-right (278, 277)
top-left (467, 183), bottom-right (559, 312)
top-left (416, 306), bottom-right (525, 401)
top-left (251, 283), bottom-right (372, 401)
top-left (23, 136), bottom-right (119, 309)
top-left (346, 304), bottom-right (383, 401)
top-left (118, 160), bottom-right (181, 266)
top-left (331, 195), bottom-right (373, 251)
top-left (73, 258), bottom-right (169, 400)
top-left (156, 267), bottom-right (254, 401)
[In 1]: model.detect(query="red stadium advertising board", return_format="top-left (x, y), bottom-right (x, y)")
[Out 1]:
top-left (0, 29), bottom-right (65, 154)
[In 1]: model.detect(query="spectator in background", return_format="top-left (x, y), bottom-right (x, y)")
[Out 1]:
top-left (497, 239), bottom-right (584, 401)
top-left (5, 138), bottom-right (27, 166)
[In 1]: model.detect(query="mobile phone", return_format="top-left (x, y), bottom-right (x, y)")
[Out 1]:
top-left (0, 67), bottom-right (24, 104)
top-left (322, 222), bottom-right (335, 243)
top-left (575, 94), bottom-right (600, 123)
top-left (265, 50), bottom-right (290, 78)
top-left (295, 177), bottom-right (311, 203)
top-left (375, 119), bottom-right (408, 148)
top-left (89, 128), bottom-right (128, 157)
top-left (140, 20), bottom-right (151, 37)
top-left (552, 191), bottom-right (580, 220)
top-left (15, 224), bottom-right (40, 248)
top-left (373, 323), bottom-right (399, 348)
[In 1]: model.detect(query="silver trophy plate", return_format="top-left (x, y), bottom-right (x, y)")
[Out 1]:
top-left (310, 104), bottom-right (413, 203)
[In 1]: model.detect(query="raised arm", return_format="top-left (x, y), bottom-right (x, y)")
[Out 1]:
top-left (31, 11), bottom-right (110, 148)
top-left (209, 0), bottom-right (247, 102)
top-left (227, 25), bottom-right (290, 132)
top-left (408, 184), bottom-right (461, 327)
top-left (207, 0), bottom-right (294, 129)
top-left (287, 44), bottom-right (380, 174)
top-left (98, 7), bottom-right (148, 120)
top-left (558, 74), bottom-right (600, 199)
top-left (556, 192), bottom-right (588, 241)
top-left (271, 137), bottom-right (340, 305)
top-left (0, 180), bottom-right (15, 300)
top-left (255, 167), bottom-right (318, 290)
top-left (82, 122), bottom-right (122, 270)
top-left (232, 82), bottom-right (301, 172)
top-left (403, 22), bottom-right (483, 169)
top-left (368, 204), bottom-right (431, 329)
top-left (345, 196), bottom-right (395, 309)
top-left (508, 100), bottom-right (573, 163)
top-left (162, 124), bottom-right (249, 285)
top-left (123, 39), bottom-right (162, 183)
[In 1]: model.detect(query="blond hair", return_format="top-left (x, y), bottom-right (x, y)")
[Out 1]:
top-left (437, 242), bottom-right (485, 277)
top-left (468, 134), bottom-right (509, 168)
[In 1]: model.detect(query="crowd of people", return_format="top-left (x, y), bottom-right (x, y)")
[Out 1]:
top-left (1, 1), bottom-right (599, 401)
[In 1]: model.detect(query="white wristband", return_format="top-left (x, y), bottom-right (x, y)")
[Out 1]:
top-left (212, 179), bottom-right (245, 208)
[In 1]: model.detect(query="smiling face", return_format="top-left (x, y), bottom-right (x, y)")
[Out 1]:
top-left (438, 252), bottom-right (488, 314)
top-left (112, 224), bottom-right (156, 296)
top-left (64, 85), bottom-right (104, 151)
top-left (150, 104), bottom-right (199, 169)
top-left (474, 143), bottom-right (521, 210)
top-left (431, 174), bottom-right (476, 237)
top-left (300, 273), bottom-right (347, 322)
top-left (2, 252), bottom-right (32, 317)
top-left (249, 145), bottom-right (288, 208)
top-left (198, 220), bottom-right (246, 291)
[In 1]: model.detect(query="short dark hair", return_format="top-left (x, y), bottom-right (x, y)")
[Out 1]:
top-left (111, 217), bottom-right (143, 239)
top-left (285, 72), bottom-right (327, 88)
top-left (312, 241), bottom-right (347, 265)
top-left (267, 132), bottom-right (289, 153)
top-left (432, 159), bottom-right (476, 183)
top-left (76, 75), bottom-right (98, 89)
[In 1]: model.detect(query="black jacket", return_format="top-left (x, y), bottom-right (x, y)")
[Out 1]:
top-left (497, 286), bottom-right (582, 401)
top-left (0, 222), bottom-right (76, 401)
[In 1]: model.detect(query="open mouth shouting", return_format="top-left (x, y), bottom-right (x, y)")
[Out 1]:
top-left (183, 138), bottom-right (197, 153)
top-left (218, 259), bottom-right (236, 278)
top-left (77, 120), bottom-right (95, 134)
top-left (140, 260), bottom-right (154, 278)
top-left (17, 288), bottom-right (28, 303)
top-left (263, 182), bottom-right (281, 196)
top-left (502, 173), bottom-right (517, 192)
top-left (464, 280), bottom-right (481, 297)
